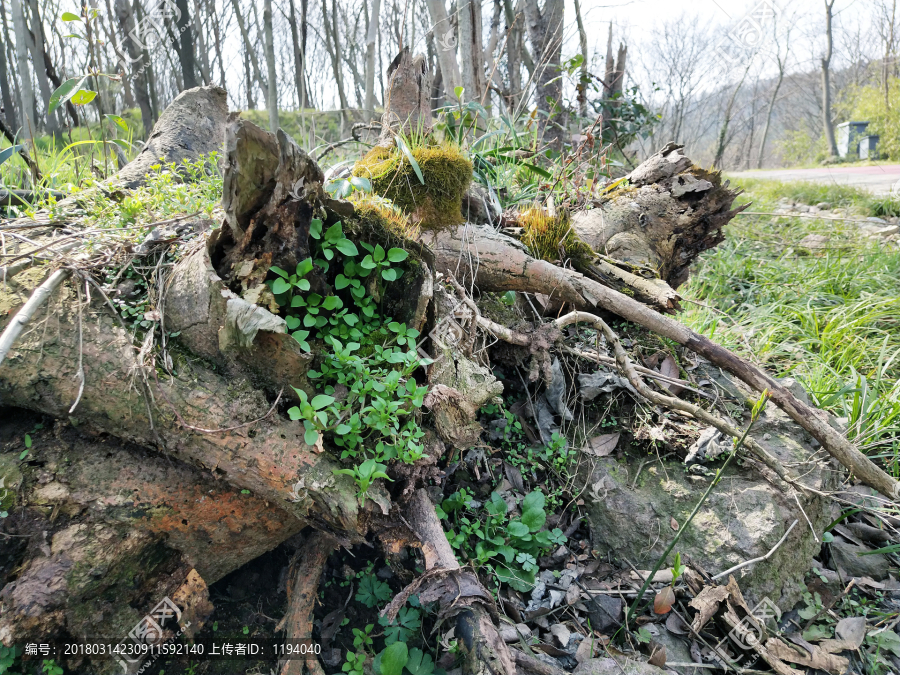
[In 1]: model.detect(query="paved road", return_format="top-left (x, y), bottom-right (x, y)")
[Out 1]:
top-left (727, 165), bottom-right (900, 195)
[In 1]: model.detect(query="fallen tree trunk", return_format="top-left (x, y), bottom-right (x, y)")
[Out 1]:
top-left (0, 417), bottom-right (299, 668)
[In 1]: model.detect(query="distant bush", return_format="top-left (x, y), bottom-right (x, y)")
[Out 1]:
top-left (846, 79), bottom-right (900, 160)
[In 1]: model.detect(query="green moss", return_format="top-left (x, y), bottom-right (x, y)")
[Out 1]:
top-left (352, 143), bottom-right (473, 230)
top-left (0, 453), bottom-right (22, 512)
top-left (519, 207), bottom-right (594, 265)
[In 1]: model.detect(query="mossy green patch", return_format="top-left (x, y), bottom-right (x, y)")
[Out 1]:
top-left (0, 453), bottom-right (23, 512)
top-left (351, 143), bottom-right (472, 230)
top-left (519, 207), bottom-right (594, 265)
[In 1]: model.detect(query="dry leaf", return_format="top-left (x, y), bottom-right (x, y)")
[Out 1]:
top-left (834, 617), bottom-right (866, 650)
top-left (575, 636), bottom-right (595, 663)
top-left (550, 623), bottom-right (571, 648)
top-left (670, 517), bottom-right (679, 531)
top-left (689, 584), bottom-right (730, 631)
top-left (653, 586), bottom-right (676, 615)
top-left (766, 638), bottom-right (849, 675)
top-left (584, 433), bottom-right (619, 457)
top-left (648, 643), bottom-right (667, 668)
top-left (660, 355), bottom-right (684, 395)
top-left (666, 612), bottom-right (690, 635)
top-left (565, 583), bottom-right (582, 606)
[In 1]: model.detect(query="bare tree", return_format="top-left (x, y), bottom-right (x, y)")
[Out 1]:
top-left (821, 0), bottom-right (839, 157)
top-left (288, 0), bottom-right (307, 108)
top-left (231, 0), bottom-right (269, 107)
top-left (364, 0), bottom-right (382, 119)
top-left (0, 0), bottom-right (18, 131)
top-left (25, 0), bottom-right (58, 132)
top-left (878, 0), bottom-right (898, 110)
top-left (757, 12), bottom-right (794, 168)
top-left (573, 0), bottom-right (588, 119)
top-left (458, 0), bottom-right (486, 102)
top-left (264, 0), bottom-right (278, 130)
top-left (523, 0), bottom-right (565, 148)
top-left (115, 0), bottom-right (156, 136)
top-left (425, 0), bottom-right (462, 100)
top-left (10, 0), bottom-right (35, 143)
top-left (173, 0), bottom-right (198, 89)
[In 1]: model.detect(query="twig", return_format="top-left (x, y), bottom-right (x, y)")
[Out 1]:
top-left (554, 311), bottom-right (799, 490)
top-left (68, 275), bottom-right (87, 414)
top-left (711, 520), bottom-right (798, 580)
top-left (0, 268), bottom-right (71, 367)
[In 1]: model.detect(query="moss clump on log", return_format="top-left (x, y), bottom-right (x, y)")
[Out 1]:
top-left (519, 207), bottom-right (594, 266)
top-left (351, 143), bottom-right (472, 230)
top-left (349, 194), bottom-right (420, 240)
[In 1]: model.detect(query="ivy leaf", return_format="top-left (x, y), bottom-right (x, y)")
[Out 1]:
top-left (304, 428), bottom-right (320, 446)
top-left (270, 265), bottom-right (289, 278)
top-left (335, 274), bottom-right (352, 289)
top-left (387, 248), bottom-right (408, 263)
top-left (373, 244), bottom-right (386, 262)
top-left (297, 258), bottom-right (314, 276)
top-left (382, 268), bottom-right (399, 282)
top-left (309, 218), bottom-right (323, 239)
top-left (272, 278), bottom-right (291, 295)
top-left (322, 296), bottom-right (343, 310)
top-left (287, 406), bottom-right (302, 421)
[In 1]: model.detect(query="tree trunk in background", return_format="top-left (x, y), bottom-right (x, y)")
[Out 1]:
top-left (458, 0), bottom-right (485, 102)
top-left (25, 0), bottom-right (58, 133)
top-left (713, 63), bottom-right (751, 168)
top-left (0, 25), bottom-right (17, 132)
top-left (323, 0), bottom-right (350, 124)
top-left (288, 0), bottom-right (305, 108)
top-left (573, 0), bottom-right (588, 119)
top-left (175, 0), bottom-right (198, 89)
top-left (821, 0), bottom-right (838, 157)
top-left (364, 0), bottom-right (382, 119)
top-left (133, 0), bottom-right (160, 121)
top-left (523, 0), bottom-right (565, 149)
top-left (231, 0), bottom-right (269, 107)
top-left (425, 0), bottom-right (462, 101)
top-left (0, 0), bottom-right (18, 132)
top-left (601, 27), bottom-right (627, 140)
top-left (210, 0), bottom-right (227, 87)
top-left (101, 0), bottom-right (135, 111)
top-left (193, 0), bottom-right (213, 85)
top-left (115, 0), bottom-right (155, 138)
top-left (757, 65), bottom-right (784, 168)
top-left (264, 0), bottom-right (278, 131)
top-left (244, 47), bottom-right (256, 109)
top-left (301, 0), bottom-right (309, 106)
top-left (10, 0), bottom-right (35, 144)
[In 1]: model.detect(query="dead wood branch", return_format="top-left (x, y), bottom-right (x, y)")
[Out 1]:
top-left (279, 533), bottom-right (339, 675)
top-left (0, 268), bottom-right (70, 367)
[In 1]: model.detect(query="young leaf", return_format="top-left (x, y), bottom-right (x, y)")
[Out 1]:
top-left (379, 642), bottom-right (409, 675)
top-left (304, 428), bottom-right (320, 446)
top-left (70, 89), bottom-right (98, 106)
top-left (387, 248), bottom-right (408, 263)
top-left (395, 136), bottom-right (425, 185)
top-left (105, 114), bottom-right (129, 132)
top-left (270, 265), bottom-right (289, 278)
top-left (48, 76), bottom-right (86, 115)
top-left (61, 11), bottom-right (81, 20)
top-left (272, 278), bottom-right (291, 295)
top-left (334, 239), bottom-right (359, 256)
top-left (653, 586), bottom-right (676, 615)
top-left (311, 395), bottom-right (336, 410)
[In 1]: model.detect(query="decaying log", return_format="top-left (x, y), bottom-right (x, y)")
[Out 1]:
top-left (0, 419), bottom-right (296, 667)
top-left (571, 142), bottom-right (747, 289)
top-left (0, 277), bottom-right (363, 536)
top-left (427, 218), bottom-right (900, 501)
top-left (111, 86), bottom-right (230, 189)
top-left (381, 48), bottom-right (432, 141)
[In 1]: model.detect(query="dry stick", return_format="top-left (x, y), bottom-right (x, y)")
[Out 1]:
top-left (0, 268), bottom-right (71, 367)
top-left (711, 520), bottom-right (798, 581)
top-left (565, 275), bottom-right (900, 501)
top-left (554, 311), bottom-right (797, 488)
top-left (278, 532), bottom-right (338, 675)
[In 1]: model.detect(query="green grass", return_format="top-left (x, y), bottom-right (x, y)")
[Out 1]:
top-left (683, 178), bottom-right (900, 471)
top-left (732, 177), bottom-right (900, 218)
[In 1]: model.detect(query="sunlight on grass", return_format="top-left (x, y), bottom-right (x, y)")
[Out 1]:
top-left (683, 178), bottom-right (900, 472)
